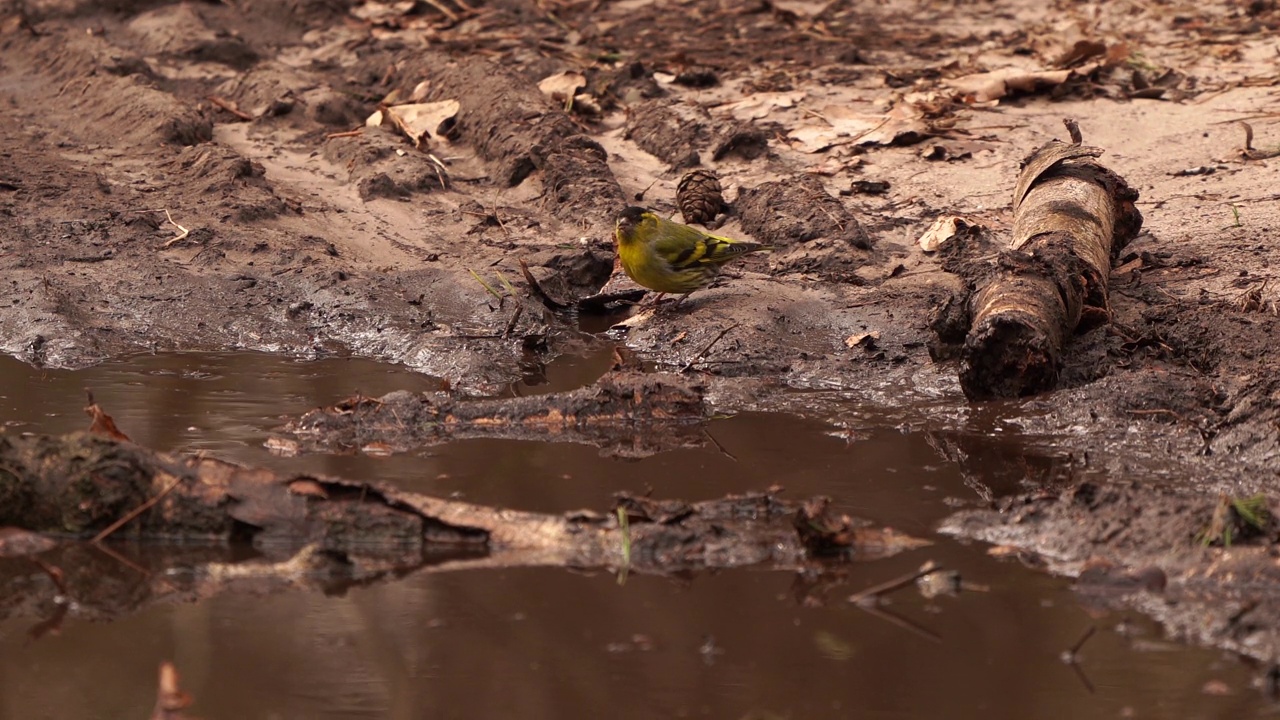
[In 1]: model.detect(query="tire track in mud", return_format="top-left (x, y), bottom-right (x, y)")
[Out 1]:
top-left (0, 5), bottom-right (608, 384)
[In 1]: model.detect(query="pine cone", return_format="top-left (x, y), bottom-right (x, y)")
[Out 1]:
top-left (676, 169), bottom-right (724, 225)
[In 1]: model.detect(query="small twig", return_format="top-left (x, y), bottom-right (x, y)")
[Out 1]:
top-left (90, 540), bottom-right (151, 576)
top-left (206, 95), bottom-right (254, 121)
top-left (92, 475), bottom-right (184, 543)
top-left (426, 153), bottom-right (449, 188)
top-left (1061, 625), bottom-right (1096, 664)
top-left (1063, 117), bottom-right (1083, 145)
top-left (1067, 658), bottom-right (1097, 694)
top-left (324, 128), bottom-right (364, 140)
top-left (502, 303), bottom-right (524, 338)
top-left (700, 427), bottom-right (738, 462)
top-left (858, 603), bottom-right (942, 644)
top-left (518, 257), bottom-right (569, 310)
top-left (680, 323), bottom-right (740, 373)
top-left (160, 210), bottom-right (190, 248)
top-left (423, 0), bottom-right (460, 21)
top-left (848, 560), bottom-right (941, 605)
top-left (1060, 624), bottom-right (1101, 692)
top-left (633, 178), bottom-right (659, 202)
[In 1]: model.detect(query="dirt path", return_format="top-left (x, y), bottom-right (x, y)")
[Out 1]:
top-left (3, 0), bottom-right (1280, 665)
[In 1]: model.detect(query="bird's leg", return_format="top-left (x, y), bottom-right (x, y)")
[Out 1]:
top-left (639, 292), bottom-right (667, 307)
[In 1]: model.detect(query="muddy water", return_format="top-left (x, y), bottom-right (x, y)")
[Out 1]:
top-left (0, 353), bottom-right (1267, 719)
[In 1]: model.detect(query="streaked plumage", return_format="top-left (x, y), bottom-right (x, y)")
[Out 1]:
top-left (613, 206), bottom-right (770, 297)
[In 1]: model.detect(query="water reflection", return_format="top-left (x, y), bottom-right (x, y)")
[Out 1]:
top-left (0, 352), bottom-right (1266, 718)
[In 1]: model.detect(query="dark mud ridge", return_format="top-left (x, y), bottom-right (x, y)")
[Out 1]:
top-left (2, 0), bottom-right (1280, 670)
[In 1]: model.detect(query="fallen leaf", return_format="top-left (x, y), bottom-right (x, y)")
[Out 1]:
top-left (0, 527), bottom-right (58, 558)
top-left (264, 436), bottom-right (300, 457)
top-left (288, 479), bottom-right (329, 499)
top-left (789, 103), bottom-right (927, 152)
top-left (718, 91), bottom-right (806, 121)
top-left (1054, 39), bottom-right (1107, 69)
top-left (918, 215), bottom-right (969, 252)
top-left (361, 441), bottom-right (395, 456)
top-left (845, 331), bottom-right (880, 349)
top-left (946, 67), bottom-right (1073, 103)
top-left (85, 392), bottom-right (131, 442)
top-left (150, 661), bottom-right (193, 720)
top-left (381, 100), bottom-right (460, 148)
top-left (772, 0), bottom-right (834, 17)
top-left (538, 71), bottom-right (587, 104)
top-left (409, 80), bottom-right (431, 102)
top-left (349, 0), bottom-right (416, 23)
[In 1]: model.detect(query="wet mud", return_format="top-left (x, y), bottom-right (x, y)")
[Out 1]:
top-left (2, 0), bottom-right (1280, 681)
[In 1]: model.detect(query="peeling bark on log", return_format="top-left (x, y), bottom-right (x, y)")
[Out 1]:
top-left (959, 126), bottom-right (1142, 399)
top-left (276, 370), bottom-right (711, 458)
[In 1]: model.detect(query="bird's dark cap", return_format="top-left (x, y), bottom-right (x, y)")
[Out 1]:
top-left (616, 206), bottom-right (647, 225)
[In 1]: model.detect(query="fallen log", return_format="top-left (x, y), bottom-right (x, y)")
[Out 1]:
top-left (0, 430), bottom-right (927, 568)
top-left (957, 119), bottom-right (1143, 399)
top-left (274, 369), bottom-right (711, 458)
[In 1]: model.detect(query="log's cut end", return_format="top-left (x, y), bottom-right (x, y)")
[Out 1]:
top-left (960, 313), bottom-right (1059, 400)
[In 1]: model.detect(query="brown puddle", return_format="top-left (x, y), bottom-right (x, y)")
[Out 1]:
top-left (0, 353), bottom-right (1269, 718)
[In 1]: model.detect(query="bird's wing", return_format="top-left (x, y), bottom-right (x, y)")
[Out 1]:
top-left (653, 220), bottom-right (758, 269)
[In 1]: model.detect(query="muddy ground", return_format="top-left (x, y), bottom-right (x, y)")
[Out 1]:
top-left (1, 0), bottom-right (1280, 668)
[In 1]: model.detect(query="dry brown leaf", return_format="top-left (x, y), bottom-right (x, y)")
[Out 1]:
top-left (946, 67), bottom-right (1073, 103)
top-left (288, 479), bottom-right (329, 499)
top-left (718, 91), bottom-right (806, 121)
top-left (918, 215), bottom-right (983, 252)
top-left (85, 392), bottom-right (131, 442)
top-left (150, 661), bottom-right (193, 720)
top-left (379, 100), bottom-right (460, 148)
top-left (263, 436), bottom-right (300, 457)
top-left (844, 331), bottom-right (880, 349)
top-left (360, 441), bottom-right (395, 456)
top-left (790, 103), bottom-right (927, 153)
top-left (350, 0), bottom-right (416, 23)
top-left (0, 527), bottom-right (58, 558)
top-left (771, 0), bottom-right (834, 17)
top-left (538, 71), bottom-right (587, 104)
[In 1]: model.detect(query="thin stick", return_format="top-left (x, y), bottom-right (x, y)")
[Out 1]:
top-left (206, 95), bottom-right (254, 121)
top-left (90, 540), bottom-right (151, 576)
top-left (518, 257), bottom-right (569, 310)
top-left (423, 0), bottom-right (460, 22)
top-left (1067, 658), bottom-right (1096, 694)
top-left (92, 475), bottom-right (184, 543)
top-left (1062, 624), bottom-right (1096, 662)
top-left (700, 427), bottom-right (738, 462)
top-left (847, 560), bottom-right (940, 605)
top-left (502, 303), bottom-right (523, 338)
top-left (680, 323), bottom-right (739, 373)
top-left (858, 604), bottom-right (942, 644)
top-left (324, 129), bottom-right (364, 140)
top-left (160, 210), bottom-right (190, 248)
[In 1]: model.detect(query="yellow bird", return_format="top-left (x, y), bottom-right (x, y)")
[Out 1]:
top-left (613, 206), bottom-right (770, 300)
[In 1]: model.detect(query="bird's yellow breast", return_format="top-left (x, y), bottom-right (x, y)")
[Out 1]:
top-left (617, 238), bottom-right (714, 294)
